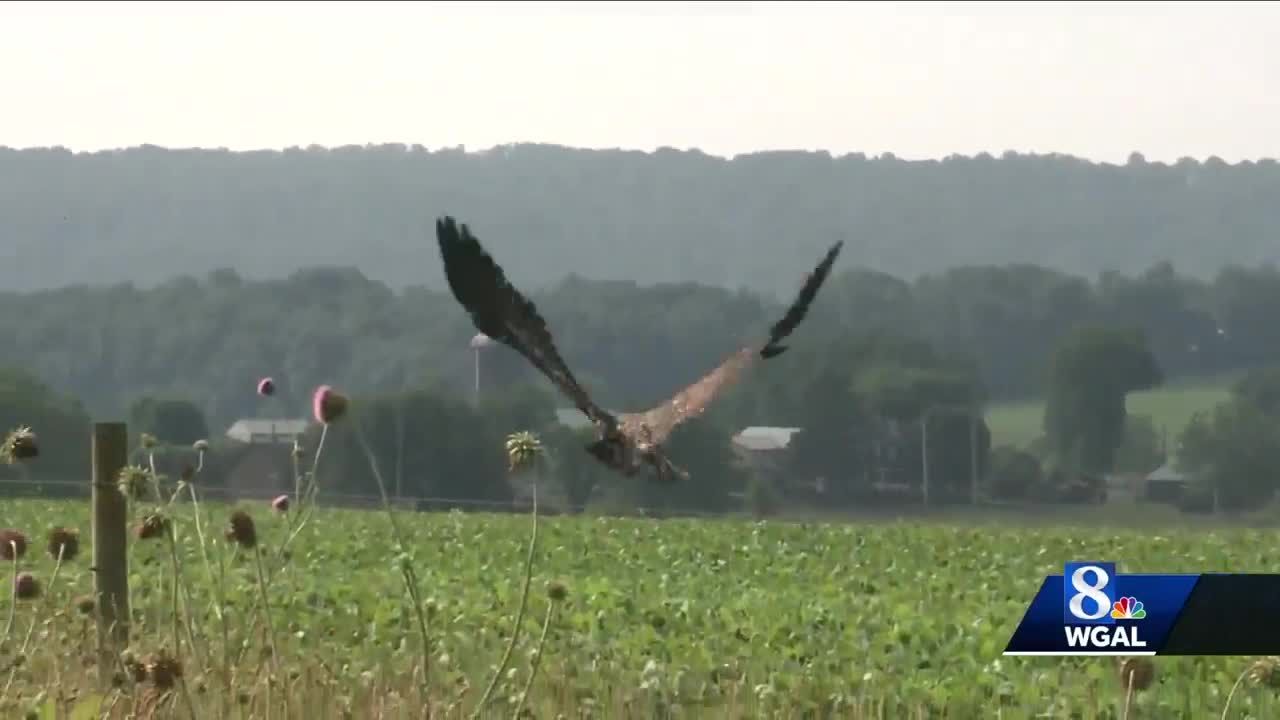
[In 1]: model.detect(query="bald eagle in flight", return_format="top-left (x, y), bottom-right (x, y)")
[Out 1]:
top-left (435, 216), bottom-right (843, 483)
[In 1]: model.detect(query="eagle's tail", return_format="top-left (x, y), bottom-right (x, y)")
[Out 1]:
top-left (760, 240), bottom-right (844, 359)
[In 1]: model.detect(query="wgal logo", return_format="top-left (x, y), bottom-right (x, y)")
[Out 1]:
top-left (1062, 562), bottom-right (1147, 649)
top-left (1064, 562), bottom-right (1118, 625)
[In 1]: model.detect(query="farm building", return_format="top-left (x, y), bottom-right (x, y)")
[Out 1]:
top-left (221, 418), bottom-right (309, 500)
top-left (731, 426), bottom-right (813, 490)
top-left (224, 418), bottom-right (310, 445)
top-left (1142, 461), bottom-right (1189, 504)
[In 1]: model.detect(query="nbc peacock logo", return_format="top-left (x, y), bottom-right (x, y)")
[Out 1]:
top-left (1110, 596), bottom-right (1146, 620)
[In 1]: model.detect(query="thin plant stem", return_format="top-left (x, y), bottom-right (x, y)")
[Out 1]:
top-left (1, 548), bottom-right (18, 646)
top-left (22, 547), bottom-right (63, 653)
top-left (1122, 671), bottom-right (1134, 720)
top-left (165, 531), bottom-right (183, 654)
top-left (292, 449), bottom-right (301, 513)
top-left (1221, 663), bottom-right (1253, 720)
top-left (187, 481), bottom-right (231, 684)
top-left (252, 544), bottom-right (280, 674)
top-left (212, 534), bottom-right (234, 693)
top-left (147, 450), bottom-right (158, 494)
top-left (352, 420), bottom-right (433, 690)
top-left (146, 456), bottom-right (172, 637)
top-left (164, 528), bottom-right (204, 673)
top-left (471, 484), bottom-right (539, 719)
top-left (511, 600), bottom-right (556, 720)
top-left (179, 677), bottom-right (200, 720)
top-left (0, 545), bottom-right (63, 703)
top-left (278, 424), bottom-right (329, 557)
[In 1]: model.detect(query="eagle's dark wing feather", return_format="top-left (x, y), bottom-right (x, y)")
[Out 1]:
top-left (436, 216), bottom-right (618, 430)
top-left (626, 240), bottom-right (844, 444)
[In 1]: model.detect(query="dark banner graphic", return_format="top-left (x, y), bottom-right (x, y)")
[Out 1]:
top-left (1004, 562), bottom-right (1280, 656)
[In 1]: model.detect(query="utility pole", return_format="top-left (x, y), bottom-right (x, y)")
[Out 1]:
top-left (969, 410), bottom-right (979, 505)
top-left (470, 332), bottom-right (493, 407)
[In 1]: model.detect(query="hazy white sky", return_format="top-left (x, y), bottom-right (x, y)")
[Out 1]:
top-left (1, 0), bottom-right (1276, 163)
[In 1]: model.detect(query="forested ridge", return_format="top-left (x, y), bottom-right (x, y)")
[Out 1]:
top-left (2, 144), bottom-right (1279, 295)
top-left (5, 143), bottom-right (1280, 514)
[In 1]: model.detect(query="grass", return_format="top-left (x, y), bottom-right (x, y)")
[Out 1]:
top-left (985, 375), bottom-right (1236, 451)
top-left (4, 497), bottom-right (1280, 718)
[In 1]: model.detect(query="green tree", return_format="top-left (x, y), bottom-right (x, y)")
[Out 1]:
top-left (853, 356), bottom-right (988, 504)
top-left (1043, 327), bottom-right (1163, 476)
top-left (1112, 414), bottom-right (1166, 475)
top-left (784, 367), bottom-right (876, 503)
top-left (129, 396), bottom-right (210, 446)
top-left (319, 386), bottom-right (512, 506)
top-left (540, 424), bottom-right (611, 512)
top-left (0, 367), bottom-right (91, 490)
top-left (1230, 366), bottom-right (1280, 419)
top-left (1176, 399), bottom-right (1280, 511)
top-left (986, 446), bottom-right (1042, 501)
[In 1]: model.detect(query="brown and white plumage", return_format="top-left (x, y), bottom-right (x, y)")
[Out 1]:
top-left (620, 239), bottom-right (843, 447)
top-left (435, 216), bottom-right (842, 482)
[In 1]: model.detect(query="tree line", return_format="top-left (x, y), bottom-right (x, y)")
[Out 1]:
top-left (0, 257), bottom-right (1269, 428)
top-left (6, 256), bottom-right (1280, 515)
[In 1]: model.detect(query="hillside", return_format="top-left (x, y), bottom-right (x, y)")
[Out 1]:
top-left (1, 144), bottom-right (1279, 294)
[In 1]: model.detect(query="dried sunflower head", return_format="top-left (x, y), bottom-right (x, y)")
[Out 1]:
top-left (0, 529), bottom-right (28, 561)
top-left (117, 465), bottom-right (155, 501)
top-left (1119, 657), bottom-right (1155, 691)
top-left (505, 431), bottom-right (544, 473)
top-left (134, 512), bottom-right (170, 541)
top-left (145, 650), bottom-right (184, 689)
top-left (13, 572), bottom-right (39, 600)
top-left (73, 594), bottom-right (96, 616)
top-left (226, 511), bottom-right (257, 549)
top-left (1249, 656), bottom-right (1280, 688)
top-left (547, 580), bottom-right (568, 602)
top-left (47, 527), bottom-right (79, 561)
top-left (0, 425), bottom-right (38, 463)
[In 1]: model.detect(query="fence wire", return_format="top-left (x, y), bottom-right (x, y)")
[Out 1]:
top-left (0, 475), bottom-right (760, 520)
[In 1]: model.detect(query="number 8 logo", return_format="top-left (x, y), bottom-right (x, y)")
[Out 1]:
top-left (1068, 565), bottom-right (1111, 621)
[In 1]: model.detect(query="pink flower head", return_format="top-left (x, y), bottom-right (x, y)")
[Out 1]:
top-left (312, 385), bottom-right (348, 425)
top-left (257, 377), bottom-right (276, 397)
top-left (271, 494), bottom-right (290, 513)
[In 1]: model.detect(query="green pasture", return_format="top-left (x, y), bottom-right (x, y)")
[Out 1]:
top-left (985, 376), bottom-right (1235, 451)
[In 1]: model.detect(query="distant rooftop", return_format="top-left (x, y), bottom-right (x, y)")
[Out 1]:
top-left (1147, 461), bottom-right (1187, 483)
top-left (553, 411), bottom-right (802, 452)
top-left (226, 418), bottom-right (310, 445)
top-left (732, 426), bottom-right (802, 452)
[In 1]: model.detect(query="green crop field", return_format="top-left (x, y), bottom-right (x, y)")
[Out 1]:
top-left (2, 498), bottom-right (1280, 718)
top-left (985, 376), bottom-right (1236, 451)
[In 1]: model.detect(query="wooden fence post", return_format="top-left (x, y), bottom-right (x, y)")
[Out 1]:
top-left (91, 422), bottom-right (129, 683)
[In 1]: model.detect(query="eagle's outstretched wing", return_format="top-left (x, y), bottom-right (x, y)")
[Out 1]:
top-left (436, 216), bottom-right (618, 431)
top-left (624, 240), bottom-right (844, 444)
